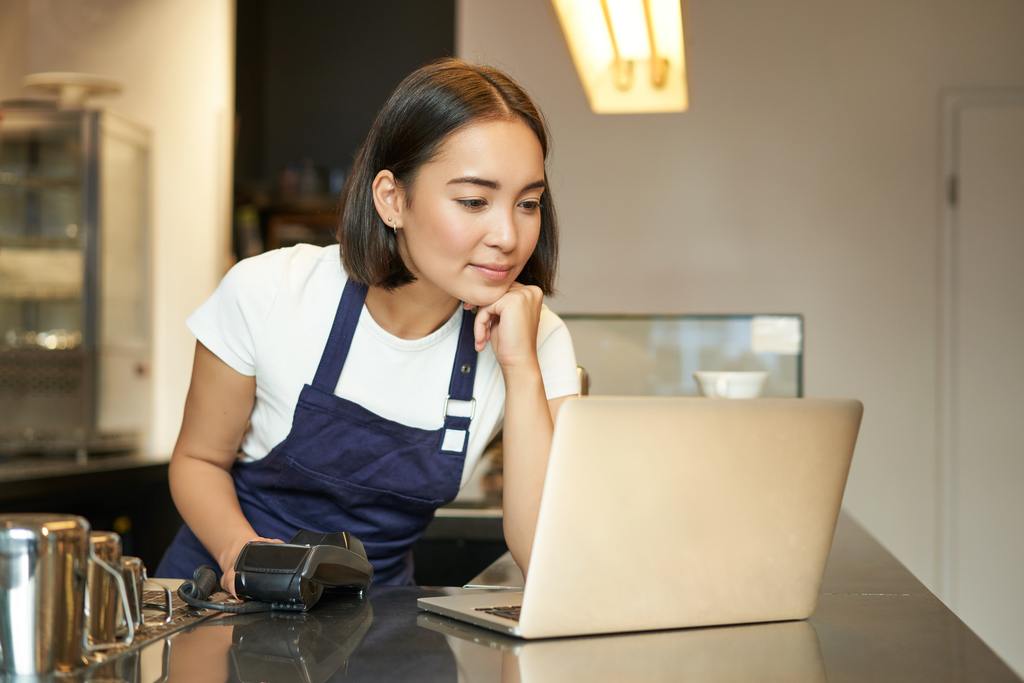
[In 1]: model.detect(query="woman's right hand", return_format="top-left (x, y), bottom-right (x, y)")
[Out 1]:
top-left (217, 535), bottom-right (283, 596)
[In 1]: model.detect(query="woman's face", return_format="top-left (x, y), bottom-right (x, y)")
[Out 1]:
top-left (391, 118), bottom-right (546, 307)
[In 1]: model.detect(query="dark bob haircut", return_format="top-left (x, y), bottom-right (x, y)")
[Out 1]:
top-left (337, 58), bottom-right (558, 294)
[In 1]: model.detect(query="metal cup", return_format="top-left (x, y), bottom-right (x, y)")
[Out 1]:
top-left (87, 531), bottom-right (135, 649)
top-left (121, 555), bottom-right (146, 630)
top-left (0, 514), bottom-right (90, 675)
top-left (120, 555), bottom-right (174, 631)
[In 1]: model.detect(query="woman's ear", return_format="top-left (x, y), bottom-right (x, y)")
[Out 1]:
top-left (371, 170), bottom-right (405, 228)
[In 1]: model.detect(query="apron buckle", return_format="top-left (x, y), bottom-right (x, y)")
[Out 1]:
top-left (443, 396), bottom-right (476, 420)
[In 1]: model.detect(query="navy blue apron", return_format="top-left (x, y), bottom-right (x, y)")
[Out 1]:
top-left (157, 279), bottom-right (478, 585)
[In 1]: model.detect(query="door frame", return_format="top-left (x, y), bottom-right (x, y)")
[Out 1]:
top-left (937, 87), bottom-right (1024, 604)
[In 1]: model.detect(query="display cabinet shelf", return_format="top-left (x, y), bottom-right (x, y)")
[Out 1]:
top-left (0, 172), bottom-right (79, 189)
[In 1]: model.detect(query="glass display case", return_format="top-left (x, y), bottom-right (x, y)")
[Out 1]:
top-left (0, 101), bottom-right (151, 456)
top-left (561, 314), bottom-right (804, 397)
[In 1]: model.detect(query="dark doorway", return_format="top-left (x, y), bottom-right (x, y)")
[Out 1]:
top-left (233, 1), bottom-right (456, 256)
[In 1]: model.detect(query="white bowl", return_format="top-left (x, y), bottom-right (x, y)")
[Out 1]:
top-left (693, 371), bottom-right (768, 399)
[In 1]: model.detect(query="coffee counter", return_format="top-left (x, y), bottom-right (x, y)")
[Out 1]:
top-left (55, 511), bottom-right (1019, 682)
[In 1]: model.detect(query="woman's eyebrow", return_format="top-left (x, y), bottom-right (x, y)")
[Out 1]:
top-left (447, 176), bottom-right (546, 193)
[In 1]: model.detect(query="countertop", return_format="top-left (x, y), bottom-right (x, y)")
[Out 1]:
top-left (0, 452), bottom-right (168, 499)
top-left (58, 511), bottom-right (1020, 682)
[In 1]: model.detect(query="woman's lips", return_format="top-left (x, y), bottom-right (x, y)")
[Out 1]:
top-left (470, 263), bottom-right (514, 282)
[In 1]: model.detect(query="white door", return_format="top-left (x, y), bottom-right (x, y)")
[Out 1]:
top-left (943, 91), bottom-right (1024, 675)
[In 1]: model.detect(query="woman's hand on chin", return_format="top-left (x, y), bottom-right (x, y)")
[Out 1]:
top-left (466, 283), bottom-right (543, 373)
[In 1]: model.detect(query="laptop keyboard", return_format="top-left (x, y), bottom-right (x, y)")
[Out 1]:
top-left (475, 605), bottom-right (521, 622)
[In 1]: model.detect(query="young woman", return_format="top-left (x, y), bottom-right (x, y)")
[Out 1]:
top-left (156, 59), bottom-right (579, 589)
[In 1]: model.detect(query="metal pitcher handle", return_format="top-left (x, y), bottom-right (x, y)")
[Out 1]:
top-left (83, 550), bottom-right (136, 651)
top-left (143, 578), bottom-right (175, 625)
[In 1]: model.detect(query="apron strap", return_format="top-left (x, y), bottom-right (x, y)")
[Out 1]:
top-left (312, 278), bottom-right (367, 391)
top-left (440, 308), bottom-right (479, 454)
top-left (314, 278), bottom-right (478, 454)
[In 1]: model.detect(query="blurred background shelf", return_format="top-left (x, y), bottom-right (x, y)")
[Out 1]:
top-left (0, 101), bottom-right (153, 458)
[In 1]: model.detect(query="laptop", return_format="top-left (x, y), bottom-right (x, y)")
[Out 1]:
top-left (417, 396), bottom-right (863, 639)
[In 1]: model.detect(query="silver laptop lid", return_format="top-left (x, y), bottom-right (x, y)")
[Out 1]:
top-left (518, 397), bottom-right (862, 638)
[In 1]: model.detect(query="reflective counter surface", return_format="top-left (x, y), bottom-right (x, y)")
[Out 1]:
top-left (44, 514), bottom-right (1021, 682)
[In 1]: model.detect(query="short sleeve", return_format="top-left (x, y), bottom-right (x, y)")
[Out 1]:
top-left (536, 307), bottom-right (580, 400)
top-left (185, 254), bottom-right (280, 376)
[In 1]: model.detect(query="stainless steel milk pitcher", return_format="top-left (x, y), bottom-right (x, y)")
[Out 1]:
top-left (121, 555), bottom-right (147, 629)
top-left (87, 530), bottom-right (136, 647)
top-left (0, 514), bottom-right (135, 676)
top-left (120, 554), bottom-right (173, 629)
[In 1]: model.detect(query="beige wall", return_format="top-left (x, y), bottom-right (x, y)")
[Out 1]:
top-left (0, 1), bottom-right (30, 94)
top-left (458, 0), bottom-right (1024, 669)
top-left (0, 0), bottom-right (235, 455)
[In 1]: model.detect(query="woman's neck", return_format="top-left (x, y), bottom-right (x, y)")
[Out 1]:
top-left (364, 281), bottom-right (461, 340)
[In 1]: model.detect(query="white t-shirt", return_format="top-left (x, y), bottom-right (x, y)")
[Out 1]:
top-left (187, 244), bottom-right (579, 486)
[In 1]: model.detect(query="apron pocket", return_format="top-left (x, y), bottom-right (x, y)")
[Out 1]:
top-left (282, 452), bottom-right (448, 509)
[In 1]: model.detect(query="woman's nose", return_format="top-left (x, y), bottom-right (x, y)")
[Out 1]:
top-left (484, 210), bottom-right (518, 252)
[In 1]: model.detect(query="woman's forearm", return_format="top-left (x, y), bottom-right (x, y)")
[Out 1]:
top-left (500, 361), bottom-right (554, 575)
top-left (168, 452), bottom-right (259, 572)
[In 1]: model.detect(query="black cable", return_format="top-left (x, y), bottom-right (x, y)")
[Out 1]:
top-left (176, 565), bottom-right (275, 614)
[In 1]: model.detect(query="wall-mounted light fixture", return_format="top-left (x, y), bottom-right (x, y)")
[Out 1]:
top-left (552, 0), bottom-right (688, 113)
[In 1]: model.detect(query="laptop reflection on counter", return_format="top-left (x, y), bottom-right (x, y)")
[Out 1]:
top-left (418, 611), bottom-right (827, 683)
top-left (417, 397), bottom-right (863, 639)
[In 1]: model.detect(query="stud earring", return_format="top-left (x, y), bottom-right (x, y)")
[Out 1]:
top-left (388, 217), bottom-right (398, 235)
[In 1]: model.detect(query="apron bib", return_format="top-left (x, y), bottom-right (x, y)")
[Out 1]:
top-left (158, 279), bottom-right (479, 585)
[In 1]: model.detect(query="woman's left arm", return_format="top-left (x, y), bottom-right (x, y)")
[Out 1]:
top-left (502, 381), bottom-right (573, 575)
top-left (471, 284), bottom-right (575, 575)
